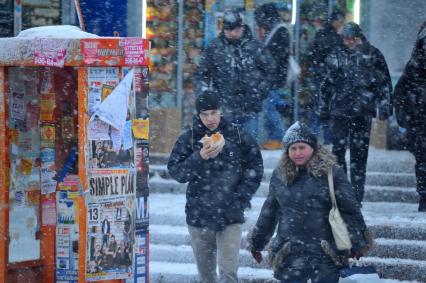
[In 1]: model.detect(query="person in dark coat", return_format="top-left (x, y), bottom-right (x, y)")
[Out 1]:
top-left (167, 91), bottom-right (263, 283)
top-left (394, 21), bottom-right (426, 211)
top-left (254, 3), bottom-right (291, 150)
top-left (319, 22), bottom-right (393, 203)
top-left (195, 8), bottom-right (276, 138)
top-left (305, 9), bottom-right (346, 144)
top-left (247, 121), bottom-right (372, 283)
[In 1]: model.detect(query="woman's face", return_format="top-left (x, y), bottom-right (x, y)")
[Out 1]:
top-left (288, 142), bottom-right (314, 166)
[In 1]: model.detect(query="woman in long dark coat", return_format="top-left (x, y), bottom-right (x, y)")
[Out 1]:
top-left (247, 121), bottom-right (372, 283)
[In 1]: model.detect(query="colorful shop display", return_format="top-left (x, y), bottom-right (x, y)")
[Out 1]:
top-left (0, 26), bottom-right (150, 283)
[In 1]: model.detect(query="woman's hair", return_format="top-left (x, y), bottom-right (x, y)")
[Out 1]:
top-left (276, 144), bottom-right (336, 185)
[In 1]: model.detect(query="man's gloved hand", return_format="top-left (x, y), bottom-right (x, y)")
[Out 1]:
top-left (350, 250), bottom-right (363, 260)
top-left (251, 250), bottom-right (263, 263)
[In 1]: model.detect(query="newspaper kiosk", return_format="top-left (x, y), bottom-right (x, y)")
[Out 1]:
top-left (0, 26), bottom-right (150, 283)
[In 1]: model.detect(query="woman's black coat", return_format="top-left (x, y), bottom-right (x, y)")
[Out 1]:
top-left (167, 115), bottom-right (263, 231)
top-left (248, 147), bottom-right (368, 278)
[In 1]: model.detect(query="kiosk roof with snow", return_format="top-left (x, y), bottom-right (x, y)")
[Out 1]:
top-left (0, 25), bottom-right (149, 67)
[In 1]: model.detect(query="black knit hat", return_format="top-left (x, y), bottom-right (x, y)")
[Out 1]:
top-left (223, 9), bottom-right (243, 30)
top-left (195, 91), bottom-right (220, 113)
top-left (341, 22), bottom-right (363, 38)
top-left (254, 3), bottom-right (281, 30)
top-left (329, 8), bottom-right (345, 22)
top-left (282, 121), bottom-right (317, 152)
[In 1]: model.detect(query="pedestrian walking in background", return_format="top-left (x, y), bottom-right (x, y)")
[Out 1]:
top-left (394, 21), bottom-right (426, 212)
top-left (167, 91), bottom-right (263, 283)
top-left (304, 8), bottom-right (346, 144)
top-left (195, 8), bottom-right (276, 139)
top-left (247, 121), bottom-right (371, 283)
top-left (254, 3), bottom-right (291, 150)
top-left (319, 22), bottom-right (393, 203)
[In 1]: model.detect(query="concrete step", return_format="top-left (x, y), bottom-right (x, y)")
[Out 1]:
top-left (371, 238), bottom-right (426, 261)
top-left (150, 148), bottom-right (416, 173)
top-left (150, 261), bottom-right (421, 283)
top-left (149, 194), bottom-right (426, 241)
top-left (150, 244), bottom-right (426, 282)
top-left (149, 178), bottom-right (419, 203)
top-left (150, 164), bottom-right (417, 187)
top-left (150, 261), bottom-right (273, 283)
top-left (150, 225), bottom-right (426, 261)
top-left (363, 257), bottom-right (426, 282)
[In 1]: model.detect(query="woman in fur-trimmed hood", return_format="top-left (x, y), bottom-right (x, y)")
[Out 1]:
top-left (247, 121), bottom-right (372, 283)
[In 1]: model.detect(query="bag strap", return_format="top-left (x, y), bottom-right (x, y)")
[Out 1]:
top-left (264, 23), bottom-right (287, 46)
top-left (328, 168), bottom-right (337, 209)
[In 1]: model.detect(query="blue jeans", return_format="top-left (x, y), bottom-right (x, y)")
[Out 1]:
top-left (310, 110), bottom-right (332, 144)
top-left (241, 112), bottom-right (259, 141)
top-left (263, 89), bottom-right (287, 141)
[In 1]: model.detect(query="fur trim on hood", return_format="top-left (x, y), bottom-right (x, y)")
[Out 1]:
top-left (276, 144), bottom-right (336, 186)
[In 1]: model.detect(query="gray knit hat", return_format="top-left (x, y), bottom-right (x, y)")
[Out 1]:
top-left (282, 121), bottom-right (317, 152)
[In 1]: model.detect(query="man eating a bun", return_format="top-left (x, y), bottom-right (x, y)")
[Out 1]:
top-left (167, 90), bottom-right (264, 283)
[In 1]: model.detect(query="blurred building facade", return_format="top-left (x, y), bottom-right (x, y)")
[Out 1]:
top-left (0, 0), bottom-right (142, 38)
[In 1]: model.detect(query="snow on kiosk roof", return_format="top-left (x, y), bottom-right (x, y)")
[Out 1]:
top-left (0, 25), bottom-right (150, 67)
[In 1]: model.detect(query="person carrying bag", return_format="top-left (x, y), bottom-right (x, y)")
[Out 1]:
top-left (247, 121), bottom-right (374, 283)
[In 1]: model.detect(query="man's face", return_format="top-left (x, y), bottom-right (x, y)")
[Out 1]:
top-left (199, 109), bottom-right (221, 131)
top-left (224, 26), bottom-right (244, 41)
top-left (332, 19), bottom-right (345, 34)
top-left (257, 26), bottom-right (266, 40)
top-left (343, 37), bottom-right (361, 50)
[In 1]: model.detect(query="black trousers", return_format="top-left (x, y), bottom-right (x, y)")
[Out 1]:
top-left (410, 123), bottom-right (426, 198)
top-left (330, 116), bottom-right (372, 202)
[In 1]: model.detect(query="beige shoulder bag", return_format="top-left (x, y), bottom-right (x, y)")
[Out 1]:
top-left (328, 169), bottom-right (352, 250)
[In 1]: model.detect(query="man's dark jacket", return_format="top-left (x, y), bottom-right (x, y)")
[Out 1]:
top-left (167, 115), bottom-right (264, 231)
top-left (263, 24), bottom-right (290, 89)
top-left (319, 40), bottom-right (393, 120)
top-left (307, 23), bottom-right (343, 80)
top-left (305, 23), bottom-right (344, 106)
top-left (195, 26), bottom-right (276, 113)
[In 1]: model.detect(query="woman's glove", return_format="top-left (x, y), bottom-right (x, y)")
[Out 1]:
top-left (251, 250), bottom-right (263, 263)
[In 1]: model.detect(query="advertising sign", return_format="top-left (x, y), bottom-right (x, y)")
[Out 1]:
top-left (85, 169), bottom-right (135, 281)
